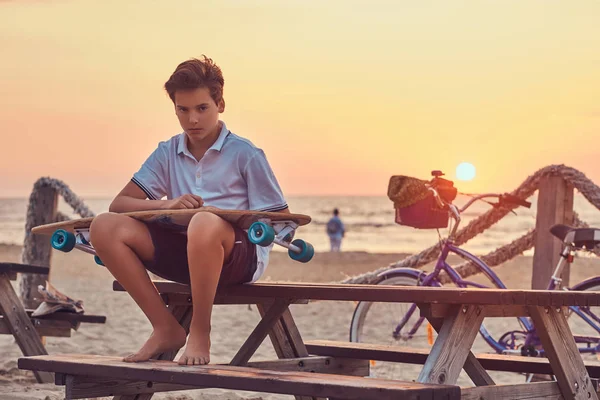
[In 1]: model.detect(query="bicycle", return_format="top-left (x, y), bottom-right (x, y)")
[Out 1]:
top-left (349, 171), bottom-right (600, 379)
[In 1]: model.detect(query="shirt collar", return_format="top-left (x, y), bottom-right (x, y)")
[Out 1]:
top-left (177, 121), bottom-right (229, 157)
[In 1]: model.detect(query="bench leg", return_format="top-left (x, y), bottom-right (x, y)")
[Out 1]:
top-left (426, 315), bottom-right (495, 386)
top-left (257, 301), bottom-right (320, 400)
top-left (112, 304), bottom-right (193, 400)
top-left (230, 299), bottom-right (291, 365)
top-left (0, 273), bottom-right (53, 383)
top-left (417, 304), bottom-right (485, 386)
top-left (528, 306), bottom-right (599, 400)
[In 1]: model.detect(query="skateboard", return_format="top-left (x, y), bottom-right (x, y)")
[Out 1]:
top-left (32, 207), bottom-right (314, 265)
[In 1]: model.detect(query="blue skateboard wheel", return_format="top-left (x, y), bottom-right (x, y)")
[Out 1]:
top-left (51, 229), bottom-right (76, 252)
top-left (289, 239), bottom-right (314, 263)
top-left (94, 255), bottom-right (105, 266)
top-left (248, 222), bottom-right (275, 247)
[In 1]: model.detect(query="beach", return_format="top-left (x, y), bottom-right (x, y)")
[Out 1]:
top-left (2, 243), bottom-right (600, 399)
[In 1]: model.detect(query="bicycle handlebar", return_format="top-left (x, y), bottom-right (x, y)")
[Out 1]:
top-left (429, 188), bottom-right (531, 214)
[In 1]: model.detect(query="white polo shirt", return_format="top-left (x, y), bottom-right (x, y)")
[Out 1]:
top-left (131, 121), bottom-right (287, 282)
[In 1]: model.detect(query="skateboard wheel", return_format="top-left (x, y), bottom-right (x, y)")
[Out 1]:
top-left (94, 255), bottom-right (105, 266)
top-left (289, 239), bottom-right (314, 263)
top-left (248, 222), bottom-right (275, 247)
top-left (51, 229), bottom-right (76, 252)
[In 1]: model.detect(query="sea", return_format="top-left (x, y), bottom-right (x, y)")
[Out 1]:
top-left (1, 194), bottom-right (599, 255)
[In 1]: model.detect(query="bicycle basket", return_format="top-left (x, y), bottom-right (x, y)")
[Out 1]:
top-left (388, 175), bottom-right (450, 229)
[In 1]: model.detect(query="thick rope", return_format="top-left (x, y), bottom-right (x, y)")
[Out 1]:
top-left (341, 164), bottom-right (600, 285)
top-left (22, 177), bottom-right (95, 263)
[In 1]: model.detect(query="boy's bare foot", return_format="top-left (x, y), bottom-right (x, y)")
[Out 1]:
top-left (123, 325), bottom-right (187, 362)
top-left (177, 330), bottom-right (211, 365)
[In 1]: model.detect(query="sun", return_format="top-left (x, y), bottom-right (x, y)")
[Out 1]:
top-left (456, 162), bottom-right (476, 181)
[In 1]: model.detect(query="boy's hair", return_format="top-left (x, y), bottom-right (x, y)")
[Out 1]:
top-left (164, 56), bottom-right (224, 104)
top-left (333, 208), bottom-right (339, 216)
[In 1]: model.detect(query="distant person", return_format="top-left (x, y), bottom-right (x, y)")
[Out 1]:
top-left (326, 208), bottom-right (345, 252)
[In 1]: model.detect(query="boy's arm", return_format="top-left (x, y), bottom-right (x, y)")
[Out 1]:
top-left (109, 182), bottom-right (203, 212)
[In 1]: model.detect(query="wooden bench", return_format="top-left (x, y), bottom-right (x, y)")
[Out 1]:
top-left (0, 262), bottom-right (106, 383)
top-left (19, 354), bottom-right (460, 400)
top-left (18, 281), bottom-right (600, 399)
top-left (304, 339), bottom-right (600, 386)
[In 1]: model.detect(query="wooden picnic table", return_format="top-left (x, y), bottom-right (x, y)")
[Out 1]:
top-left (18, 281), bottom-right (600, 400)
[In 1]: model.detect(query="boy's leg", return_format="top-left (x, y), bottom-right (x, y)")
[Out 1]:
top-left (90, 213), bottom-right (187, 362)
top-left (179, 212), bottom-right (236, 365)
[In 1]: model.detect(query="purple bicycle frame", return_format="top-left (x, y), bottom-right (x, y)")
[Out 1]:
top-left (394, 238), bottom-right (534, 354)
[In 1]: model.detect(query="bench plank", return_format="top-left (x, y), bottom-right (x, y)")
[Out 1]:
top-left (59, 357), bottom-right (369, 399)
top-left (19, 354), bottom-right (460, 400)
top-left (304, 340), bottom-right (600, 377)
top-left (0, 315), bottom-right (71, 337)
top-left (461, 381), bottom-right (562, 400)
top-left (0, 262), bottom-right (49, 275)
top-left (160, 292), bottom-right (309, 306)
top-left (27, 310), bottom-right (107, 324)
top-left (115, 281), bottom-right (600, 307)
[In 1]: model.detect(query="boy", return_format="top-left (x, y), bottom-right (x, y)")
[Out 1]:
top-left (89, 56), bottom-right (288, 366)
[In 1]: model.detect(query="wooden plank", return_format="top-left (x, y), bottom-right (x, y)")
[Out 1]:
top-left (247, 356), bottom-right (369, 376)
top-left (420, 303), bottom-right (529, 318)
top-left (67, 375), bottom-right (197, 399)
top-left (28, 310), bottom-right (107, 324)
top-left (417, 305), bottom-right (485, 385)
top-left (63, 357), bottom-right (369, 398)
top-left (461, 381), bottom-right (562, 400)
top-left (160, 291), bottom-right (308, 306)
top-left (0, 263), bottom-right (50, 275)
top-left (280, 307), bottom-right (310, 357)
top-left (18, 354), bottom-right (461, 400)
top-left (259, 302), bottom-right (296, 359)
top-left (532, 176), bottom-right (574, 289)
top-left (528, 306), bottom-right (598, 400)
top-left (426, 316), bottom-right (494, 386)
top-left (117, 280), bottom-right (600, 307)
top-left (230, 299), bottom-right (291, 365)
top-left (0, 273), bottom-right (53, 383)
top-left (0, 315), bottom-right (71, 337)
top-left (305, 339), bottom-right (600, 377)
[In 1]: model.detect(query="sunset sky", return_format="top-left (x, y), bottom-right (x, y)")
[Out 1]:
top-left (1, 0), bottom-right (599, 198)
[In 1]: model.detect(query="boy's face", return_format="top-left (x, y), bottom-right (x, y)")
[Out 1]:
top-left (174, 87), bottom-right (224, 142)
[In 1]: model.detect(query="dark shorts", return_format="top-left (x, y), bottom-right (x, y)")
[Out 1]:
top-left (143, 223), bottom-right (257, 287)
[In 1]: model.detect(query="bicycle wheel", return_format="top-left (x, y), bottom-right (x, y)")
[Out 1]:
top-left (349, 272), bottom-right (428, 379)
top-left (567, 280), bottom-right (600, 362)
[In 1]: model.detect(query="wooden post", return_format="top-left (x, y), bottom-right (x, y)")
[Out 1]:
top-left (532, 176), bottom-right (574, 289)
top-left (20, 183), bottom-right (58, 309)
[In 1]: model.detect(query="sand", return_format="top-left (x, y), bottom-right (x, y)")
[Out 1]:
top-left (1, 243), bottom-right (600, 399)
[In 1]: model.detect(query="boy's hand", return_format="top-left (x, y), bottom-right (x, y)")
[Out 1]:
top-left (162, 194), bottom-right (204, 209)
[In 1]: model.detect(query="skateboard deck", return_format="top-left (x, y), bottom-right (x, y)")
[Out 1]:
top-left (32, 207), bottom-right (314, 263)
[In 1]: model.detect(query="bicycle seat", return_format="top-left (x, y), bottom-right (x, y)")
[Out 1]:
top-left (550, 224), bottom-right (600, 249)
